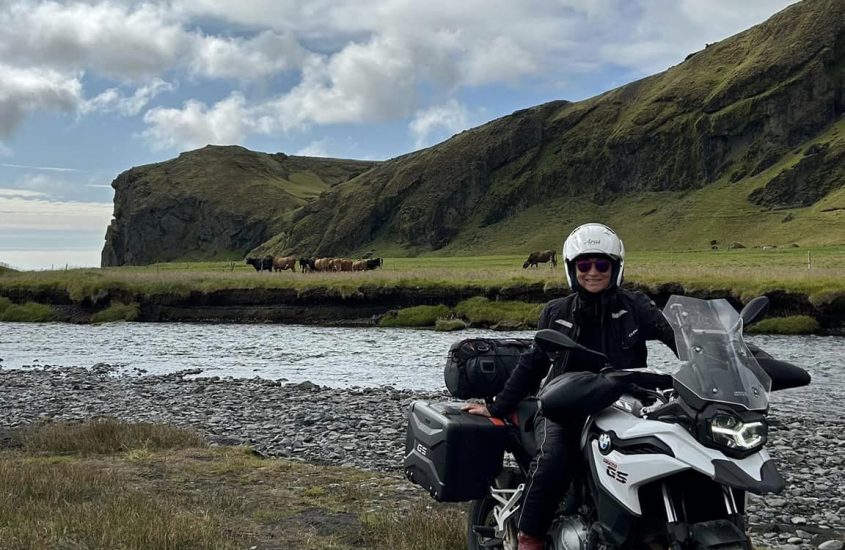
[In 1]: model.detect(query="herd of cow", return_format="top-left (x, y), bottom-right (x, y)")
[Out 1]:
top-left (245, 255), bottom-right (384, 273)
top-left (245, 249), bottom-right (555, 272)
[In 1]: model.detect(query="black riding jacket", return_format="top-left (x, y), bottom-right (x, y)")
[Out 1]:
top-left (487, 288), bottom-right (677, 418)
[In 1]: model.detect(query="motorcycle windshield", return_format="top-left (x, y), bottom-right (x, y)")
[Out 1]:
top-left (663, 296), bottom-right (771, 411)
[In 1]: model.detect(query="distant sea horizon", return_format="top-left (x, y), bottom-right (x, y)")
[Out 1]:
top-left (0, 248), bottom-right (101, 271)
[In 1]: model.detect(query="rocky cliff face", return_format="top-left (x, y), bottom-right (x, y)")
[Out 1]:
top-left (101, 146), bottom-right (376, 266)
top-left (263, 0), bottom-right (844, 256)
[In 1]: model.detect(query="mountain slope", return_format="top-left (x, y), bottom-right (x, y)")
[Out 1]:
top-left (101, 146), bottom-right (377, 265)
top-left (258, 0), bottom-right (844, 256)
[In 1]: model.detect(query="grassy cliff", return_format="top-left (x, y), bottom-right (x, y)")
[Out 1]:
top-left (101, 146), bottom-right (377, 266)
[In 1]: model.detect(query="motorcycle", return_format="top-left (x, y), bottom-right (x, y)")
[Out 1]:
top-left (458, 295), bottom-right (808, 549)
top-left (467, 296), bottom-right (808, 550)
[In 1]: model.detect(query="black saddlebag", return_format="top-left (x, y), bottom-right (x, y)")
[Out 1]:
top-left (404, 400), bottom-right (508, 502)
top-left (444, 337), bottom-right (532, 399)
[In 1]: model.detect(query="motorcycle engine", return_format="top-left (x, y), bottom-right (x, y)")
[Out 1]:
top-left (548, 516), bottom-right (590, 550)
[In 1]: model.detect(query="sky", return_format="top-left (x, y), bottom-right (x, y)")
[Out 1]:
top-left (0, 0), bottom-right (798, 270)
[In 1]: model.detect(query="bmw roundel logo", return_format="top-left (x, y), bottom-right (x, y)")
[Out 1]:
top-left (598, 433), bottom-right (612, 454)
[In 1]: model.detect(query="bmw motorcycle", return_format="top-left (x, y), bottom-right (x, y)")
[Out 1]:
top-left (465, 295), bottom-right (807, 550)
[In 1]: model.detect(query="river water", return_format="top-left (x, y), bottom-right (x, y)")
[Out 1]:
top-left (1, 322), bottom-right (841, 393)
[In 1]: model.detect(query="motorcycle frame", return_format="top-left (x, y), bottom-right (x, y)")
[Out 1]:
top-left (489, 483), bottom-right (525, 537)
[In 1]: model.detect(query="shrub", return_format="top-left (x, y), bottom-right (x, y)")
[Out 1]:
top-left (90, 302), bottom-right (140, 323)
top-left (378, 304), bottom-right (451, 327)
top-left (746, 315), bottom-right (820, 335)
top-left (22, 418), bottom-right (205, 455)
top-left (0, 301), bottom-right (54, 322)
top-left (454, 296), bottom-right (543, 327)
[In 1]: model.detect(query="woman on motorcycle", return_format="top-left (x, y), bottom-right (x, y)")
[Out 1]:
top-left (464, 223), bottom-right (678, 550)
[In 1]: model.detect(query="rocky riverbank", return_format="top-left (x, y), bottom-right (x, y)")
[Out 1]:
top-left (0, 365), bottom-right (841, 549)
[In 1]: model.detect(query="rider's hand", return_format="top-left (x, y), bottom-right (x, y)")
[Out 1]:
top-left (462, 403), bottom-right (491, 417)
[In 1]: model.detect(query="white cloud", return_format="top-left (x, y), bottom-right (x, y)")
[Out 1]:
top-left (141, 94), bottom-right (250, 150)
top-left (295, 139), bottom-right (330, 157)
top-left (0, 162), bottom-right (80, 172)
top-left (0, 172), bottom-right (113, 203)
top-left (0, 1), bottom-right (188, 79)
top-left (0, 1), bottom-right (309, 81)
top-left (0, 188), bottom-right (47, 199)
top-left (0, 0), bottom-right (801, 150)
top-left (81, 78), bottom-right (175, 116)
top-left (0, 197), bottom-right (113, 231)
top-left (190, 31), bottom-right (307, 80)
top-left (0, 63), bottom-right (82, 137)
top-left (410, 100), bottom-right (469, 149)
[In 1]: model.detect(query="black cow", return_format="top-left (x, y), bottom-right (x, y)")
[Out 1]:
top-left (246, 255), bottom-right (273, 272)
top-left (522, 250), bottom-right (557, 268)
top-left (299, 257), bottom-right (316, 272)
top-left (365, 257), bottom-right (383, 270)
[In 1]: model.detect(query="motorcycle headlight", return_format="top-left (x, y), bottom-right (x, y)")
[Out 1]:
top-left (708, 413), bottom-right (767, 451)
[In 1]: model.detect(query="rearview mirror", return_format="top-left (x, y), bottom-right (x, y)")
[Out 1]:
top-left (740, 296), bottom-right (770, 327)
top-left (535, 329), bottom-right (579, 351)
top-left (534, 329), bottom-right (608, 361)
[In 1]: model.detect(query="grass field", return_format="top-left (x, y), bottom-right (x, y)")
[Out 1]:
top-left (1, 247), bottom-right (843, 305)
top-left (0, 419), bottom-right (462, 549)
top-left (0, 420), bottom-right (800, 549)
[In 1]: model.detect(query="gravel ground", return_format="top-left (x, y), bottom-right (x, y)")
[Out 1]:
top-left (0, 363), bottom-right (841, 550)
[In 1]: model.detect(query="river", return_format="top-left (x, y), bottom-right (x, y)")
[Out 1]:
top-left (1, 322), bottom-right (841, 397)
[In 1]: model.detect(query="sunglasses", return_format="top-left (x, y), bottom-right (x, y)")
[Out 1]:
top-left (575, 258), bottom-right (612, 273)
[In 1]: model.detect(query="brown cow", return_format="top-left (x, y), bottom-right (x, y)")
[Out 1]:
top-left (352, 260), bottom-right (367, 271)
top-left (314, 258), bottom-right (331, 271)
top-left (272, 256), bottom-right (297, 272)
top-left (523, 250), bottom-right (557, 268)
top-left (339, 259), bottom-right (354, 272)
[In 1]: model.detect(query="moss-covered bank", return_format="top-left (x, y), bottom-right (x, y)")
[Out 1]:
top-left (0, 282), bottom-right (842, 335)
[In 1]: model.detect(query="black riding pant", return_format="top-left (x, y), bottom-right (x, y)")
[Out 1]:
top-left (518, 413), bottom-right (586, 538)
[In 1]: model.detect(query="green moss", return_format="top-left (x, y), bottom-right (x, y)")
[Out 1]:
top-left (746, 315), bottom-right (820, 335)
top-left (0, 301), bottom-right (54, 322)
top-left (378, 305), bottom-right (451, 327)
top-left (454, 297), bottom-right (543, 327)
top-left (91, 302), bottom-right (140, 323)
top-left (434, 318), bottom-right (468, 332)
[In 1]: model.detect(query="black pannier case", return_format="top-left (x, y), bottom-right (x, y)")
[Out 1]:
top-left (444, 338), bottom-right (532, 399)
top-left (404, 400), bottom-right (508, 502)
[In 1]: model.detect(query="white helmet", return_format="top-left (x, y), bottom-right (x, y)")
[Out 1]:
top-left (563, 223), bottom-right (625, 290)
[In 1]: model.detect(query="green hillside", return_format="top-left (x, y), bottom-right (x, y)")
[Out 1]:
top-left (101, 146), bottom-right (377, 265)
top-left (254, 0), bottom-right (844, 258)
top-left (100, 0), bottom-right (845, 263)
